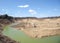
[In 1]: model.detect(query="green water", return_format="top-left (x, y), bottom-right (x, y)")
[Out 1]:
top-left (3, 27), bottom-right (60, 43)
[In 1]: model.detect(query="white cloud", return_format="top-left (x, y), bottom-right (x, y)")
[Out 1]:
top-left (28, 9), bottom-right (37, 14)
top-left (2, 9), bottom-right (5, 11)
top-left (1, 9), bottom-right (8, 14)
top-left (53, 8), bottom-right (58, 11)
top-left (48, 10), bottom-right (51, 13)
top-left (17, 4), bottom-right (29, 8)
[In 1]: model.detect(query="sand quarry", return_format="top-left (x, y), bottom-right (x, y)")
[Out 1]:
top-left (12, 17), bottom-right (60, 38)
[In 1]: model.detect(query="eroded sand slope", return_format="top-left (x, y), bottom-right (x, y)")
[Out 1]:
top-left (13, 17), bottom-right (60, 38)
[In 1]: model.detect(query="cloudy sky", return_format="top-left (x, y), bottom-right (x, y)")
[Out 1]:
top-left (0, 0), bottom-right (60, 17)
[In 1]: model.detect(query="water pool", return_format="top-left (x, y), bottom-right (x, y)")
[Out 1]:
top-left (3, 27), bottom-right (60, 43)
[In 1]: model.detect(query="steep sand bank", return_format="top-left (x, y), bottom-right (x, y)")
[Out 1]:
top-left (12, 16), bottom-right (60, 38)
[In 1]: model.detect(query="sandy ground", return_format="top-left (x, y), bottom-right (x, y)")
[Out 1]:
top-left (12, 18), bottom-right (60, 38)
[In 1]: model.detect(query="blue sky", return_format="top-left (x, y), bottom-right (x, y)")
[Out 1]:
top-left (0, 0), bottom-right (60, 17)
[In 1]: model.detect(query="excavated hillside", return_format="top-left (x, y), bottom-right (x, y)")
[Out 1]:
top-left (13, 16), bottom-right (60, 38)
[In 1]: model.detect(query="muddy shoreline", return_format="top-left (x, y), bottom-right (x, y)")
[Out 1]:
top-left (0, 14), bottom-right (19, 43)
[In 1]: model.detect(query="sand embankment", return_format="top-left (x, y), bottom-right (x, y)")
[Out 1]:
top-left (12, 17), bottom-right (60, 38)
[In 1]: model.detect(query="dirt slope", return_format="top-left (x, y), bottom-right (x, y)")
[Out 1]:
top-left (13, 16), bottom-right (60, 38)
